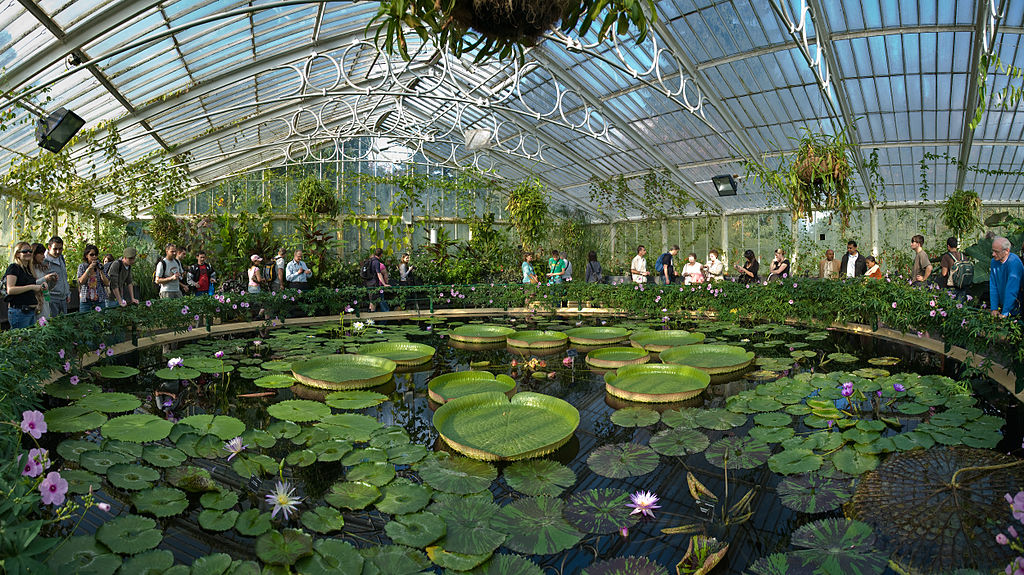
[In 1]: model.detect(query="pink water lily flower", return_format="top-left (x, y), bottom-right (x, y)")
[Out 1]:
top-left (627, 490), bottom-right (661, 518)
top-left (39, 472), bottom-right (68, 506)
top-left (21, 410), bottom-right (46, 439)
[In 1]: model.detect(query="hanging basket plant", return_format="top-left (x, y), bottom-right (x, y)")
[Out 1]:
top-left (293, 176), bottom-right (340, 216)
top-left (450, 0), bottom-right (564, 44)
top-left (940, 189), bottom-right (982, 240)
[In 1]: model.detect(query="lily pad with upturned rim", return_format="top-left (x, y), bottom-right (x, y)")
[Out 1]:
top-left (564, 326), bottom-right (630, 345)
top-left (629, 329), bottom-right (705, 352)
top-left (492, 496), bottom-right (582, 555)
top-left (605, 364), bottom-right (710, 403)
top-left (659, 344), bottom-right (754, 374)
top-left (587, 443), bottom-right (660, 478)
top-left (427, 372), bottom-right (517, 404)
top-left (291, 354), bottom-right (396, 390)
top-left (433, 392), bottom-right (579, 461)
top-left (506, 330), bottom-right (569, 349)
top-left (503, 459), bottom-right (575, 496)
top-left (450, 324), bottom-right (516, 343)
top-left (585, 346), bottom-right (651, 369)
top-left (357, 341), bottom-right (436, 365)
top-left (564, 488), bottom-right (638, 534)
top-left (416, 453), bottom-right (497, 494)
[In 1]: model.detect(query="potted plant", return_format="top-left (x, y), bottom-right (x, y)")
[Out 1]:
top-left (940, 189), bottom-right (982, 243)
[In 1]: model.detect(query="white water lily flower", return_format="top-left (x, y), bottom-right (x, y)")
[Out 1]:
top-left (266, 480), bottom-right (302, 520)
top-left (353, 321), bottom-right (365, 331)
top-left (167, 357), bottom-right (184, 369)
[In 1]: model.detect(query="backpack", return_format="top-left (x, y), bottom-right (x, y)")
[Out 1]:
top-left (359, 259), bottom-right (375, 282)
top-left (654, 253), bottom-right (666, 273)
top-left (948, 252), bottom-right (974, 289)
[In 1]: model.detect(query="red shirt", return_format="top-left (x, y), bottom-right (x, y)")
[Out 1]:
top-left (196, 264), bottom-right (211, 292)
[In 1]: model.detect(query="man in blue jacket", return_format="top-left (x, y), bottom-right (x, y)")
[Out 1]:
top-left (990, 236), bottom-right (1023, 317)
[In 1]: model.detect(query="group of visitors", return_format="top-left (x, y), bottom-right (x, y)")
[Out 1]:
top-left (520, 249), bottom-right (575, 285)
top-left (628, 245), bottom-right (725, 285)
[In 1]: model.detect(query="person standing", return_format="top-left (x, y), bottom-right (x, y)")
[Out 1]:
top-left (106, 248), bottom-right (138, 307)
top-left (546, 249), bottom-right (566, 284)
top-left (30, 243), bottom-right (57, 322)
top-left (584, 251), bottom-right (603, 283)
top-left (522, 252), bottom-right (538, 284)
top-left (865, 256), bottom-right (883, 278)
top-left (910, 234), bottom-right (932, 287)
top-left (655, 246), bottom-right (678, 285)
top-left (247, 255), bottom-right (264, 294)
top-left (5, 243), bottom-right (44, 329)
top-left (734, 249), bottom-right (759, 284)
top-left (990, 236), bottom-right (1023, 318)
top-left (939, 237), bottom-right (968, 300)
top-left (767, 248), bottom-right (790, 282)
top-left (274, 248), bottom-right (287, 290)
top-left (399, 253), bottom-right (414, 286)
top-left (561, 252), bottom-right (573, 282)
top-left (840, 241), bottom-right (866, 278)
top-left (77, 244), bottom-right (110, 312)
top-left (682, 253), bottom-right (704, 284)
top-left (286, 250), bottom-right (312, 289)
top-left (43, 237), bottom-right (70, 315)
top-left (705, 250), bottom-right (725, 282)
top-left (367, 248), bottom-right (390, 312)
top-left (187, 251), bottom-right (217, 296)
top-left (631, 245), bottom-right (651, 283)
top-left (154, 244), bottom-right (184, 299)
top-left (819, 249), bottom-right (841, 279)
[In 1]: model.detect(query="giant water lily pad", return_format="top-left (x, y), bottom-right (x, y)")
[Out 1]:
top-left (267, 399), bottom-right (331, 422)
top-left (851, 446), bottom-right (1024, 572)
top-left (102, 414), bottom-right (173, 442)
top-left (587, 443), bottom-right (660, 478)
top-left (179, 414), bottom-right (246, 439)
top-left (605, 364), bottom-right (710, 403)
top-left (704, 437), bottom-right (771, 470)
top-left (45, 406), bottom-right (107, 433)
top-left (430, 496), bottom-right (506, 556)
top-left (385, 511), bottom-right (446, 548)
top-left (564, 488), bottom-right (638, 534)
top-left (91, 365), bottom-right (140, 379)
top-left (659, 344), bottom-right (755, 374)
top-left (582, 556), bottom-right (668, 575)
top-left (291, 354), bottom-right (396, 390)
top-left (416, 453), bottom-right (497, 494)
top-left (506, 330), bottom-right (569, 349)
top-left (427, 372), bottom-right (516, 404)
top-left (503, 459), bottom-right (575, 496)
top-left (630, 329), bottom-right (705, 352)
top-left (564, 326), bottom-right (630, 345)
top-left (585, 346), bottom-right (651, 369)
top-left (777, 474), bottom-right (854, 514)
top-left (132, 486), bottom-right (188, 517)
top-left (450, 324), bottom-right (516, 343)
top-left (47, 536), bottom-right (121, 575)
top-left (649, 428), bottom-right (710, 456)
top-left (357, 341), bottom-right (435, 365)
top-left (325, 390), bottom-right (388, 410)
top-left (493, 497), bottom-right (582, 555)
top-left (433, 392), bottom-right (579, 460)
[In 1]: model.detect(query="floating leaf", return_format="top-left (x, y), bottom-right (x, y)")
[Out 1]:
top-left (831, 447), bottom-right (879, 475)
top-left (310, 439), bottom-right (353, 462)
top-left (827, 352), bottom-right (859, 363)
top-left (102, 414), bottom-right (172, 442)
top-left (75, 392), bottom-right (141, 413)
top-left (80, 450), bottom-right (130, 474)
top-left (506, 330), bottom-right (569, 349)
top-left (777, 474), bottom-right (854, 514)
top-left (587, 443), bottom-right (660, 478)
top-left (694, 408), bottom-right (747, 430)
top-left (142, 445), bottom-right (187, 468)
top-left (369, 426), bottom-right (411, 449)
top-left (853, 368), bottom-right (890, 379)
top-left (456, 553), bottom-right (543, 575)
top-left (704, 437), bottom-right (771, 470)
top-left (45, 406), bottom-right (107, 433)
top-left (661, 408), bottom-right (700, 429)
top-left (768, 448), bottom-right (823, 475)
top-left (261, 359), bottom-right (293, 371)
top-left (748, 426), bottom-right (795, 443)
top-left (325, 390), bottom-right (388, 410)
top-left (47, 536), bottom-right (121, 574)
top-left (267, 399), bottom-right (331, 423)
top-left (325, 481), bottom-right (381, 510)
top-left (118, 549), bottom-right (174, 574)
top-left (285, 449), bottom-right (317, 467)
top-left (254, 374), bottom-right (296, 388)
top-left (357, 341), bottom-right (435, 365)
top-left (132, 486), bottom-right (188, 517)
top-left (610, 407), bottom-right (660, 427)
top-left (341, 447), bottom-right (388, 466)
top-left (416, 453), bottom-right (497, 494)
top-left (106, 464), bottom-right (160, 490)
top-left (427, 371), bottom-right (517, 404)
top-left (492, 496), bottom-right (583, 555)
top-left (359, 545), bottom-right (432, 575)
top-left (868, 356), bottom-right (901, 366)
top-left (582, 556), bottom-right (668, 575)
top-left (294, 539), bottom-right (363, 575)
top-left (375, 479), bottom-right (432, 515)
top-left (605, 364), bottom-right (710, 403)
top-left (179, 414), bottom-right (246, 440)
top-left (753, 412), bottom-right (791, 427)
top-left (200, 490), bottom-right (239, 510)
top-left (503, 459), bottom-right (575, 496)
top-left (659, 344), bottom-right (754, 374)
top-left (154, 367), bottom-right (200, 380)
top-left (300, 506), bottom-right (345, 534)
top-left (585, 346), bottom-right (651, 369)
top-left (63, 469), bottom-right (103, 494)
top-left (430, 496), bottom-right (506, 556)
top-left (426, 546), bottom-right (492, 571)
top-left (630, 329), bottom-right (705, 352)
top-left (385, 511), bottom-right (446, 548)
top-left (255, 529), bottom-right (312, 566)
top-left (44, 381), bottom-right (100, 399)
top-left (57, 439), bottom-right (100, 463)
top-left (387, 443), bottom-right (428, 465)
top-left (165, 465), bottom-right (218, 492)
top-left (291, 354), bottom-right (396, 390)
top-left (449, 324), bottom-right (515, 343)
top-left (347, 461), bottom-right (396, 486)
top-left (564, 488), bottom-right (638, 534)
top-left (317, 413), bottom-right (383, 442)
top-left (199, 509), bottom-right (239, 532)
top-left (184, 357), bottom-right (225, 373)
top-left (96, 515), bottom-right (162, 554)
top-left (788, 518), bottom-right (887, 574)
top-left (234, 508), bottom-right (272, 536)
top-left (648, 428), bottom-right (709, 457)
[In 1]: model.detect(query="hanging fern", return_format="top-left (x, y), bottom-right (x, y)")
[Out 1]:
top-left (940, 189), bottom-right (982, 240)
top-left (505, 178), bottom-right (548, 252)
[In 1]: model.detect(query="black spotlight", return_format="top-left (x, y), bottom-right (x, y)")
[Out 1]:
top-left (711, 174), bottom-right (737, 196)
top-left (36, 107), bottom-right (85, 153)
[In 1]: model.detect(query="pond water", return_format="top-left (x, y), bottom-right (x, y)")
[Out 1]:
top-left (46, 314), bottom-right (1023, 574)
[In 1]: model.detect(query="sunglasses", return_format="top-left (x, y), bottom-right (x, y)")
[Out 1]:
top-left (18, 249), bottom-right (33, 254)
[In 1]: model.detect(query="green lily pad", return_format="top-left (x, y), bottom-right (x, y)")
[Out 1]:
top-left (357, 342), bottom-right (436, 365)
top-left (428, 372), bottom-right (517, 404)
top-left (450, 324), bottom-right (516, 343)
top-left (179, 414), bottom-right (246, 440)
top-left (503, 459), bottom-right (575, 496)
top-left (91, 365), bottom-right (140, 379)
top-left (294, 539), bottom-right (363, 575)
top-left (868, 356), bottom-right (901, 366)
top-left (198, 509), bottom-right (239, 532)
top-left (768, 448), bottom-right (823, 475)
top-left (62, 469), bottom-right (103, 494)
top-left (753, 412), bottom-right (791, 427)
top-left (132, 486), bottom-right (188, 517)
top-left (317, 413), bottom-right (383, 442)
top-left (256, 529), bottom-right (313, 566)
top-left (348, 461), bottom-right (396, 486)
top-left (254, 374), bottom-right (297, 388)
top-left (630, 329), bottom-right (705, 352)
top-left (661, 408), bottom-right (700, 429)
top-left (433, 391), bottom-right (579, 460)
top-left (45, 406), bottom-right (107, 433)
top-left (659, 344), bottom-right (755, 374)
top-left (430, 496), bottom-right (506, 556)
top-left (648, 428), bottom-right (710, 456)
top-left (587, 443), bottom-right (660, 478)
top-left (610, 407), bottom-right (660, 427)
top-left (200, 490), bottom-right (239, 510)
top-left (605, 363), bottom-right (710, 403)
top-left (57, 439), bottom-right (100, 463)
top-left (310, 439), bottom-right (353, 462)
top-left (118, 549), bottom-right (174, 574)
top-left (777, 474), bottom-right (854, 513)
top-left (493, 496), bottom-right (583, 555)
top-left (325, 390), bottom-right (388, 410)
top-left (291, 354), bottom-right (396, 390)
top-left (853, 368), bottom-right (890, 379)
top-left (80, 450), bottom-right (129, 474)
top-left (705, 437), bottom-right (771, 470)
top-left (564, 488), bottom-right (638, 534)
top-left (106, 464), bottom-right (161, 490)
top-left (459, 554), bottom-right (544, 575)
top-left (44, 381), bottom-right (100, 400)
top-left (387, 443), bottom-right (428, 465)
top-left (285, 449), bottom-right (317, 467)
top-left (694, 408), bottom-right (747, 430)
top-left (506, 330), bottom-right (569, 349)
top-left (831, 447), bottom-right (879, 475)
top-left (369, 426), bottom-right (411, 449)
top-left (416, 453), bottom-right (497, 494)
top-left (747, 397), bottom-right (784, 412)
top-left (585, 346), bottom-right (651, 369)
top-left (47, 536), bottom-right (121, 575)
top-left (154, 367), bottom-right (200, 380)
top-left (267, 399), bottom-right (331, 423)
top-left (582, 556), bottom-right (668, 575)
top-left (375, 479), bottom-right (433, 515)
top-left (565, 326), bottom-right (630, 345)
top-left (234, 508), bottom-right (272, 536)
top-left (102, 414), bottom-right (173, 442)
top-left (184, 357), bottom-right (226, 373)
top-left (827, 352), bottom-right (859, 363)
top-left (301, 506), bottom-right (345, 534)
top-left (426, 546), bottom-right (492, 571)
top-left (385, 511), bottom-right (446, 548)
top-left (325, 481), bottom-right (381, 510)
top-left (748, 426), bottom-right (795, 443)
top-left (342, 447), bottom-right (388, 466)
top-left (789, 518), bottom-right (888, 574)
top-left (141, 445), bottom-right (187, 468)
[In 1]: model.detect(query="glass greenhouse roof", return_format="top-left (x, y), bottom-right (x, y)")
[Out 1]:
top-left (1, 0), bottom-right (1023, 217)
